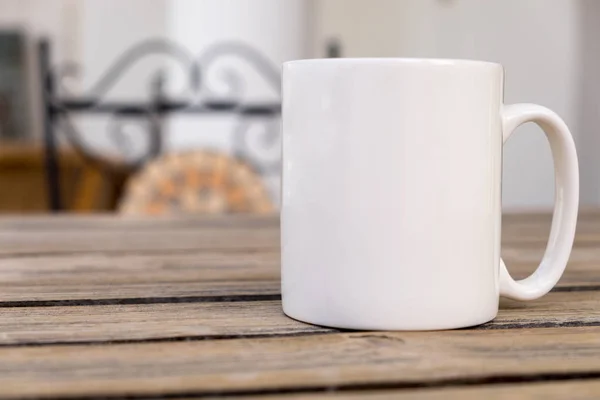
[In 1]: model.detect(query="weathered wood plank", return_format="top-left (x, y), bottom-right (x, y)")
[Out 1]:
top-left (1, 327), bottom-right (600, 398)
top-left (0, 292), bottom-right (597, 345)
top-left (0, 251), bottom-right (280, 301)
top-left (0, 211), bottom-right (594, 234)
top-left (0, 211), bottom-right (542, 227)
top-left (221, 381), bottom-right (600, 399)
top-left (493, 291), bottom-right (600, 329)
top-left (0, 251), bottom-right (279, 283)
top-left (3, 212), bottom-right (600, 256)
top-left (0, 214), bottom-right (279, 231)
top-left (0, 212), bottom-right (553, 230)
top-left (0, 281), bottom-right (281, 303)
top-left (0, 228), bottom-right (280, 256)
top-left (504, 246), bottom-right (600, 282)
top-left (0, 210), bottom-right (576, 233)
top-left (0, 228), bottom-right (571, 255)
top-left (0, 244), bottom-right (596, 302)
top-left (505, 248), bottom-right (600, 284)
top-left (0, 301), bottom-right (329, 345)
top-left (3, 233), bottom-right (599, 256)
top-left (0, 212), bottom-right (596, 399)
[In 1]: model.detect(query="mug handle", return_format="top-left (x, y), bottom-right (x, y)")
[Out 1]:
top-left (499, 104), bottom-right (579, 301)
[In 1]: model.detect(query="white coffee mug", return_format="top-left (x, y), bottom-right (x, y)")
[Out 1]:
top-left (280, 58), bottom-right (579, 330)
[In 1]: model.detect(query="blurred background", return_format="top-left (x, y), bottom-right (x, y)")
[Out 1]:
top-left (0, 0), bottom-right (595, 215)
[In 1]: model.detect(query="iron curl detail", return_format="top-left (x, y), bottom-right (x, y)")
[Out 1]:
top-left (51, 38), bottom-right (198, 101)
top-left (196, 41), bottom-right (281, 174)
top-left (45, 39), bottom-right (281, 176)
top-left (196, 41), bottom-right (281, 101)
top-left (232, 116), bottom-right (281, 175)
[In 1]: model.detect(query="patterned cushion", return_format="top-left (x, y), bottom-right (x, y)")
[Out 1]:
top-left (119, 151), bottom-right (274, 215)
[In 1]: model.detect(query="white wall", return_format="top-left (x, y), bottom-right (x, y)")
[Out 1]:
top-left (578, 1), bottom-right (600, 205)
top-left (80, 0), bottom-right (169, 100)
top-left (77, 0), bottom-right (169, 158)
top-left (166, 0), bottom-right (311, 201)
top-left (313, 0), bottom-right (582, 210)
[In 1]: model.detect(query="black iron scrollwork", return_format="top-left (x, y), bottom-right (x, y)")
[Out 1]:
top-left (53, 38), bottom-right (199, 101)
top-left (197, 41), bottom-right (281, 100)
top-left (40, 38), bottom-right (282, 211)
top-left (197, 41), bottom-right (281, 174)
top-left (47, 39), bottom-right (197, 171)
top-left (42, 38), bottom-right (281, 176)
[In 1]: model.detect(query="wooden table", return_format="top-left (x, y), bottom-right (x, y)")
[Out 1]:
top-left (0, 212), bottom-right (599, 399)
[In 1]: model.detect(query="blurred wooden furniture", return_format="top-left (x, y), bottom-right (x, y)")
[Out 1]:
top-left (0, 142), bottom-right (129, 212)
top-left (119, 150), bottom-right (274, 215)
top-left (0, 211), bottom-right (599, 398)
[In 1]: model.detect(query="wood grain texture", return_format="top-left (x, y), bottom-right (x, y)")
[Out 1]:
top-left (0, 214), bottom-right (279, 231)
top-left (0, 291), bottom-right (598, 346)
top-left (0, 212), bottom-right (598, 399)
top-left (0, 244), bottom-right (596, 303)
top-left (0, 228), bottom-right (279, 256)
top-left (0, 209), bottom-right (578, 232)
top-left (504, 246), bottom-right (600, 285)
top-left (0, 251), bottom-right (280, 301)
top-left (218, 381), bottom-right (600, 399)
top-left (1, 327), bottom-right (600, 398)
top-left (1, 212), bottom-right (599, 256)
top-left (0, 301), bottom-right (328, 345)
top-left (2, 213), bottom-right (599, 255)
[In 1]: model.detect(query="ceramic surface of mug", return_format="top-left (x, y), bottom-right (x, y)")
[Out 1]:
top-left (281, 58), bottom-right (578, 330)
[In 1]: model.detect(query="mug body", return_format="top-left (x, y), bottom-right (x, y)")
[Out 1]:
top-left (281, 58), bottom-right (504, 330)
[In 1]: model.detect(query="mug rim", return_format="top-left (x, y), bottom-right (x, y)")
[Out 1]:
top-left (283, 57), bottom-right (501, 69)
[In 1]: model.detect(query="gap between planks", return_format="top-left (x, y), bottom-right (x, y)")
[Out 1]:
top-left (1, 327), bottom-right (600, 398)
top-left (0, 291), bottom-right (598, 346)
top-left (201, 380), bottom-right (600, 400)
top-left (0, 245), bottom-right (598, 302)
top-left (2, 376), bottom-right (600, 400)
